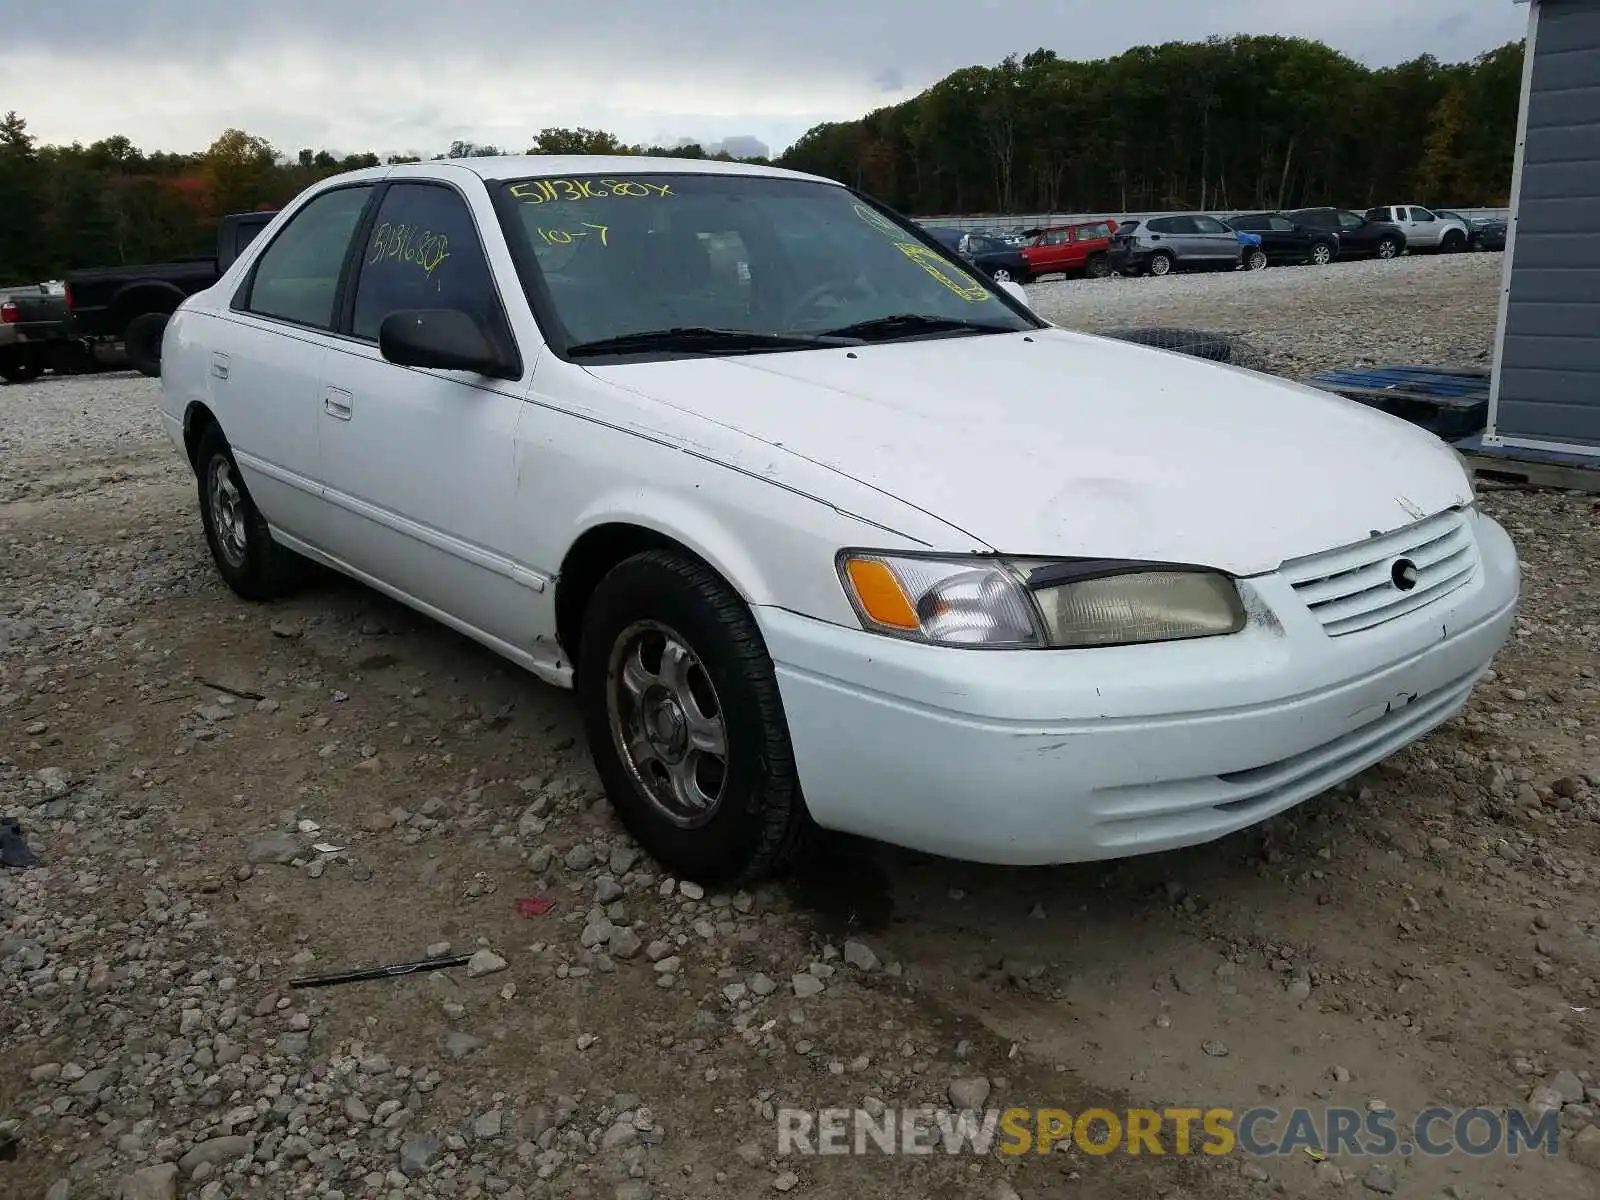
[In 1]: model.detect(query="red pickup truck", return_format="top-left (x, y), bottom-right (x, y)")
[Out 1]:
top-left (1019, 219), bottom-right (1119, 280)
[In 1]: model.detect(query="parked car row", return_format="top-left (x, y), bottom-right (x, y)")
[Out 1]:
top-left (924, 202), bottom-right (1504, 285)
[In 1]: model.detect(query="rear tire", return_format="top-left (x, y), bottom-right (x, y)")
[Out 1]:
top-left (577, 550), bottom-right (814, 884)
top-left (1085, 254), bottom-right (1110, 279)
top-left (1309, 241), bottom-right (1335, 266)
top-left (124, 312), bottom-right (168, 378)
top-left (0, 350), bottom-right (43, 384)
top-left (1147, 251), bottom-right (1174, 277)
top-left (1441, 230), bottom-right (1466, 253)
top-left (195, 423), bottom-right (302, 601)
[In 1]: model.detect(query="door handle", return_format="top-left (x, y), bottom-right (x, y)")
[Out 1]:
top-left (323, 388), bottom-right (353, 420)
top-left (210, 353), bottom-right (230, 380)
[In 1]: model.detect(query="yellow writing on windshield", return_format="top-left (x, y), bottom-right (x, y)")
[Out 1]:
top-left (895, 242), bottom-right (989, 302)
top-left (853, 202), bottom-right (987, 302)
top-left (368, 222), bottom-right (449, 275)
top-left (853, 203), bottom-right (901, 238)
top-left (535, 223), bottom-right (609, 247)
top-left (510, 178), bottom-right (674, 204)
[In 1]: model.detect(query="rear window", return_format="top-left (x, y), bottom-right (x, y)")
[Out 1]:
top-left (1117, 220), bottom-right (1140, 234)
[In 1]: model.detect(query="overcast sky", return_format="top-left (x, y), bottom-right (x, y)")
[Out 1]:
top-left (3, 1), bottom-right (1527, 160)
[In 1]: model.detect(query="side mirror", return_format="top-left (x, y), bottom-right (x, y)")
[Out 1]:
top-left (997, 279), bottom-right (1031, 308)
top-left (378, 309), bottom-right (520, 379)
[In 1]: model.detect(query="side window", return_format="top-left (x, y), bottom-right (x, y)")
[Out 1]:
top-left (1045, 229), bottom-right (1072, 245)
top-left (1147, 217), bottom-right (1179, 234)
top-left (1411, 207), bottom-right (1436, 222)
top-left (1191, 216), bottom-right (1228, 234)
top-left (1270, 216), bottom-right (1296, 231)
top-left (352, 183), bottom-right (500, 341)
top-left (1338, 212), bottom-right (1363, 231)
top-left (1365, 208), bottom-right (1387, 222)
top-left (244, 186), bottom-right (372, 329)
top-left (1231, 216), bottom-right (1261, 231)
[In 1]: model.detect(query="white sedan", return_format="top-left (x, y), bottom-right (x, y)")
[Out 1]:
top-left (158, 156), bottom-right (1520, 883)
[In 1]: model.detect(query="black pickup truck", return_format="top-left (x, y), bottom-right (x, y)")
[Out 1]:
top-left (63, 211), bottom-right (277, 376)
top-left (0, 284), bottom-right (78, 383)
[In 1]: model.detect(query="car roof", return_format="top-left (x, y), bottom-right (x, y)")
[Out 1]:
top-left (309, 154), bottom-right (837, 189)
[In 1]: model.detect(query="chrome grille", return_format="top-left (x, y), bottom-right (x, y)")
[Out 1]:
top-left (1280, 509), bottom-right (1478, 637)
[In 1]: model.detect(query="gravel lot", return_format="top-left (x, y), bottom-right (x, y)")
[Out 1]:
top-left (1028, 251), bottom-right (1506, 377)
top-left (4, 253), bottom-right (1599, 1200)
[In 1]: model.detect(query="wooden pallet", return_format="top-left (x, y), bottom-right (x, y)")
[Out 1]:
top-left (1303, 364), bottom-right (1491, 439)
top-left (1455, 446), bottom-right (1600, 493)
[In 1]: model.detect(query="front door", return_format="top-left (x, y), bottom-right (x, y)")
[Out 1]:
top-left (1024, 228), bottom-right (1075, 275)
top-left (1405, 206), bottom-right (1443, 247)
top-left (315, 179), bottom-right (542, 650)
top-left (1188, 215), bottom-right (1242, 264)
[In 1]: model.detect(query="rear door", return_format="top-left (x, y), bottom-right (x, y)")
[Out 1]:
top-left (212, 182), bottom-right (378, 542)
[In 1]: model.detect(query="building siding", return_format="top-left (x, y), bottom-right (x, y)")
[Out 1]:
top-left (1498, 0), bottom-right (1600, 449)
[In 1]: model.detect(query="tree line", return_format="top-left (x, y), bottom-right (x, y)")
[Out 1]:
top-left (778, 36), bottom-right (1524, 218)
top-left (0, 34), bottom-right (1523, 282)
top-left (0, 121), bottom-right (766, 283)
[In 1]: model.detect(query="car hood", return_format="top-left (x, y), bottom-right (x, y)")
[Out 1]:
top-left (583, 329), bottom-right (1473, 577)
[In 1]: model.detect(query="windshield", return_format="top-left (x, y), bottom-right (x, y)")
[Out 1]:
top-left (496, 172), bottom-right (1035, 356)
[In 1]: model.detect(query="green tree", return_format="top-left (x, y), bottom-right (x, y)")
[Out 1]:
top-left (0, 111), bottom-right (45, 281)
top-left (203, 128), bottom-right (279, 216)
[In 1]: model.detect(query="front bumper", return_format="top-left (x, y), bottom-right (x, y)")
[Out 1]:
top-left (758, 511), bottom-right (1520, 865)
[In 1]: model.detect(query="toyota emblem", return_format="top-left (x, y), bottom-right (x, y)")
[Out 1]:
top-left (1390, 558), bottom-right (1419, 592)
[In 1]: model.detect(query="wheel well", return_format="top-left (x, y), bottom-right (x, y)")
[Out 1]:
top-left (183, 402), bottom-right (219, 469)
top-left (555, 523), bottom-right (724, 663)
top-left (111, 286), bottom-right (184, 334)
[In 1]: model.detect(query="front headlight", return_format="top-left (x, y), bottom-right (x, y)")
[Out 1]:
top-left (837, 552), bottom-right (1246, 649)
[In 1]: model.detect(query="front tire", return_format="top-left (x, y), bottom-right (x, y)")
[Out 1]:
top-left (577, 550), bottom-right (813, 884)
top-left (1375, 237), bottom-right (1399, 260)
top-left (1245, 248), bottom-right (1268, 271)
top-left (195, 423), bottom-right (301, 600)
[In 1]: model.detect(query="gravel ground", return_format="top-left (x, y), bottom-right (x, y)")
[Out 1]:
top-left (1027, 251), bottom-right (1505, 377)
top-left (3, 255), bottom-right (1599, 1200)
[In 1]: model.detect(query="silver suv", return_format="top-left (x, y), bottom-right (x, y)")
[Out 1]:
top-left (1107, 215), bottom-right (1245, 277)
top-left (1364, 205), bottom-right (1470, 252)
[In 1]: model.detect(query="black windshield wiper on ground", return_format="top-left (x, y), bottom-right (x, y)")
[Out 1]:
top-left (815, 313), bottom-right (1019, 342)
top-left (566, 327), bottom-right (850, 358)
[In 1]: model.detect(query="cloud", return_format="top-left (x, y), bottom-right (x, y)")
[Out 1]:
top-left (2, 1), bottom-right (1526, 157)
top-left (874, 67), bottom-right (906, 93)
top-left (709, 135), bottom-right (771, 159)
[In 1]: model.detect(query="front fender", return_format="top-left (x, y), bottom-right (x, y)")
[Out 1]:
top-left (567, 488), bottom-right (782, 606)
